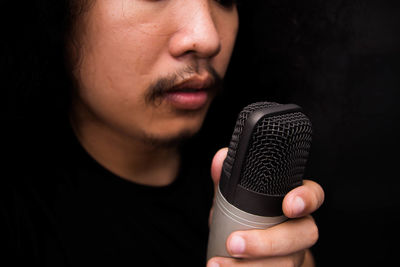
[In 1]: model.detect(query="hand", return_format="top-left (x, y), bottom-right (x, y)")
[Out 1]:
top-left (207, 148), bottom-right (324, 267)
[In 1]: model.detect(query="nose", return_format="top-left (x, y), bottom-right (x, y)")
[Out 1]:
top-left (168, 3), bottom-right (221, 59)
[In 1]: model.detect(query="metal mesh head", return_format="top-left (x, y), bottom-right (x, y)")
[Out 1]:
top-left (223, 102), bottom-right (312, 196)
top-left (224, 102), bottom-right (280, 175)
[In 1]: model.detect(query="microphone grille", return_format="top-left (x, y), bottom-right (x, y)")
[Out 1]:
top-left (224, 102), bottom-right (280, 176)
top-left (224, 102), bottom-right (312, 196)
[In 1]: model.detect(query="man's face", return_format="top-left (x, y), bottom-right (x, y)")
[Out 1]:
top-left (71, 0), bottom-right (238, 145)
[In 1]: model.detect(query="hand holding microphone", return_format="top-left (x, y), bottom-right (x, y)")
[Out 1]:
top-left (207, 102), bottom-right (324, 266)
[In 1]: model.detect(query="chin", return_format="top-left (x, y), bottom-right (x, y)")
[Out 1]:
top-left (140, 106), bottom-right (208, 147)
top-left (141, 128), bottom-right (198, 148)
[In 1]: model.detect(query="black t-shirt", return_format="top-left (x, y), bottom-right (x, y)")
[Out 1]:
top-left (1, 117), bottom-right (214, 266)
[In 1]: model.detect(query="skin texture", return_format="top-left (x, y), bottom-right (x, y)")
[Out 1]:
top-left (68, 1), bottom-right (324, 266)
top-left (70, 0), bottom-right (238, 144)
top-left (69, 0), bottom-right (238, 185)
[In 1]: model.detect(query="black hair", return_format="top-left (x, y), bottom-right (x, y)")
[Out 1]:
top-left (1, 0), bottom-right (92, 119)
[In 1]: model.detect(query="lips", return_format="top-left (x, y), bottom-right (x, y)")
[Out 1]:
top-left (164, 75), bottom-right (214, 110)
top-left (165, 90), bottom-right (208, 110)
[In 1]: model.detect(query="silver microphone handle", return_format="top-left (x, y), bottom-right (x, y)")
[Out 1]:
top-left (207, 186), bottom-right (287, 260)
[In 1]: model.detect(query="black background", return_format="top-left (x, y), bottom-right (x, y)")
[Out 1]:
top-left (202, 0), bottom-right (400, 265)
top-left (2, 0), bottom-right (400, 266)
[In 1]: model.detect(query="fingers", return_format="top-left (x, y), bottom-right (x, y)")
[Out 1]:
top-left (283, 180), bottom-right (325, 218)
top-left (210, 147), bottom-right (228, 187)
top-left (210, 149), bottom-right (324, 220)
top-left (210, 151), bottom-right (325, 220)
top-left (207, 216), bottom-right (317, 267)
top-left (207, 250), bottom-right (305, 267)
top-left (209, 147), bottom-right (228, 225)
top-left (208, 148), bottom-right (323, 267)
top-left (225, 216), bottom-right (318, 259)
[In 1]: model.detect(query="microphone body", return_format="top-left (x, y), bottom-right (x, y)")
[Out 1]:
top-left (207, 102), bottom-right (312, 260)
top-left (207, 186), bottom-right (287, 259)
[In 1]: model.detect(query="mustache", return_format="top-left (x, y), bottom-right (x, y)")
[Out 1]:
top-left (146, 65), bottom-right (223, 105)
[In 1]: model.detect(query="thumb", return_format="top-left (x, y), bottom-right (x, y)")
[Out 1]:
top-left (211, 147), bottom-right (228, 189)
top-left (209, 148), bottom-right (228, 225)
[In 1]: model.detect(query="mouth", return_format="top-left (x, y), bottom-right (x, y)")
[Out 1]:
top-left (161, 74), bottom-right (215, 110)
top-left (165, 90), bottom-right (209, 110)
top-left (169, 73), bottom-right (214, 92)
top-left (146, 65), bottom-right (224, 111)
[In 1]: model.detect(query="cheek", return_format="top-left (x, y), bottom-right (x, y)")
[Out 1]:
top-left (212, 9), bottom-right (239, 76)
top-left (74, 33), bottom-right (174, 137)
top-left (77, 31), bottom-right (168, 106)
top-left (215, 34), bottom-right (237, 75)
top-left (80, 2), bottom-right (172, 85)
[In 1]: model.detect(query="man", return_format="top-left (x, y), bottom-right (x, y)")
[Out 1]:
top-left (2, 1), bottom-right (324, 266)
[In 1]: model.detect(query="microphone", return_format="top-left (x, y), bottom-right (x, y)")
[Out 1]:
top-left (207, 102), bottom-right (313, 259)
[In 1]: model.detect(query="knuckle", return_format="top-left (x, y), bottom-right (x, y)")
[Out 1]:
top-left (316, 182), bottom-right (325, 202)
top-left (251, 230), bottom-right (277, 256)
top-left (312, 182), bottom-right (325, 209)
top-left (281, 250), bottom-right (306, 267)
top-left (262, 235), bottom-right (276, 255)
top-left (281, 257), bottom-right (297, 267)
top-left (304, 180), bottom-right (324, 212)
top-left (310, 190), bottom-right (321, 211)
top-left (293, 250), bottom-right (307, 267)
top-left (306, 217), bottom-right (319, 246)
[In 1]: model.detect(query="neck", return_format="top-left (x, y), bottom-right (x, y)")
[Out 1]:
top-left (70, 111), bottom-right (181, 187)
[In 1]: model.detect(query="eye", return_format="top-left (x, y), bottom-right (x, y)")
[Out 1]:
top-left (215, 0), bottom-right (238, 8)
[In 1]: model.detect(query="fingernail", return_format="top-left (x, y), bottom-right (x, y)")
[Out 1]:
top-left (292, 196), bottom-right (305, 215)
top-left (229, 235), bottom-right (246, 255)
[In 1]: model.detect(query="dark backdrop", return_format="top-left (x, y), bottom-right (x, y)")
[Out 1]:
top-left (204, 0), bottom-right (400, 266)
top-left (2, 1), bottom-right (399, 266)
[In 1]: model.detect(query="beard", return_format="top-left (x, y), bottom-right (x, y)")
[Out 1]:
top-left (139, 63), bottom-right (223, 149)
top-left (139, 128), bottom-right (198, 149)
